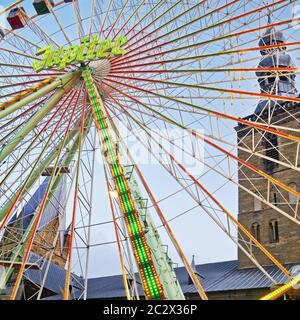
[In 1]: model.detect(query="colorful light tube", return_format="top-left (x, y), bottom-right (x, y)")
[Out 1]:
top-left (83, 68), bottom-right (165, 300)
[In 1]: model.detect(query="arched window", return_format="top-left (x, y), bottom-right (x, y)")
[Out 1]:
top-left (269, 219), bottom-right (279, 243)
top-left (251, 222), bottom-right (260, 242)
top-left (288, 182), bottom-right (297, 204)
top-left (271, 188), bottom-right (279, 207)
top-left (263, 133), bottom-right (279, 173)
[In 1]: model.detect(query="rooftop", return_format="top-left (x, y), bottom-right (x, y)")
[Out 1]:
top-left (23, 258), bottom-right (299, 300)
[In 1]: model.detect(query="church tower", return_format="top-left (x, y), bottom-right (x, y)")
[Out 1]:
top-left (236, 27), bottom-right (300, 269)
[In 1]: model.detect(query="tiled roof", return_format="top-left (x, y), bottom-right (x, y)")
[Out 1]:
top-left (184, 260), bottom-right (292, 293)
top-left (25, 253), bottom-right (84, 296)
top-left (29, 258), bottom-right (299, 300)
top-left (56, 260), bottom-right (300, 299)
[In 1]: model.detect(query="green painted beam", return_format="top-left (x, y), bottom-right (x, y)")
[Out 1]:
top-left (0, 72), bottom-right (79, 120)
top-left (124, 168), bottom-right (185, 300)
top-left (0, 116), bottom-right (92, 294)
top-left (83, 68), bottom-right (165, 300)
top-left (0, 72), bottom-right (80, 165)
top-left (0, 113), bottom-right (91, 223)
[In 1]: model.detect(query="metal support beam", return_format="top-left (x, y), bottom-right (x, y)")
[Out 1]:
top-left (0, 72), bottom-right (80, 165)
top-left (0, 72), bottom-right (79, 120)
top-left (0, 115), bottom-right (85, 223)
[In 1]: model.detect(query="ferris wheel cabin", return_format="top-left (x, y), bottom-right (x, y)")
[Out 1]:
top-left (33, 0), bottom-right (55, 15)
top-left (7, 7), bottom-right (26, 30)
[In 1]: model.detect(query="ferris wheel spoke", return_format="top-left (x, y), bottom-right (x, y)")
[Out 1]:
top-left (0, 90), bottom-right (75, 192)
top-left (0, 23), bottom-right (40, 54)
top-left (45, 0), bottom-right (72, 45)
top-left (8, 88), bottom-right (83, 300)
top-left (0, 79), bottom-right (79, 176)
top-left (63, 89), bottom-right (87, 300)
top-left (0, 72), bottom-right (63, 79)
top-left (104, 74), bottom-right (300, 110)
top-left (72, 0), bottom-right (84, 40)
top-left (14, 175), bottom-right (72, 298)
top-left (0, 46), bottom-right (42, 62)
top-left (120, 0), bottom-right (184, 46)
top-left (0, 62), bottom-right (36, 70)
top-left (103, 95), bottom-right (289, 284)
top-left (110, 19), bottom-right (299, 73)
top-left (0, 78), bottom-right (64, 92)
top-left (102, 162), bottom-right (131, 300)
top-left (108, 98), bottom-right (300, 228)
top-left (130, 136), bottom-right (282, 283)
top-left (0, 72), bottom-right (78, 120)
top-left (112, 0), bottom-right (286, 65)
top-left (0, 80), bottom-right (56, 103)
top-left (0, 89), bottom-right (81, 228)
top-left (122, 111), bottom-right (299, 225)
top-left (16, 6), bottom-right (59, 49)
top-left (112, 14), bottom-right (299, 68)
top-left (165, 152), bottom-right (291, 277)
top-left (99, 0), bottom-right (114, 37)
top-left (101, 81), bottom-right (300, 226)
top-left (111, 40), bottom-right (300, 70)
top-left (102, 77), bottom-right (300, 144)
top-left (106, 96), bottom-right (298, 176)
top-left (93, 0), bottom-right (103, 30)
top-left (120, 0), bottom-right (165, 41)
top-left (105, 0), bottom-right (131, 39)
top-left (88, 0), bottom-right (96, 37)
top-left (111, 0), bottom-right (146, 41)
top-left (0, 94), bottom-right (51, 137)
top-left (109, 67), bottom-right (299, 75)
top-left (143, 115), bottom-right (300, 220)
top-left (117, 0), bottom-right (207, 52)
top-left (0, 124), bottom-right (82, 289)
top-left (103, 103), bottom-right (210, 299)
top-left (76, 127), bottom-right (97, 301)
top-left (114, 0), bottom-right (243, 62)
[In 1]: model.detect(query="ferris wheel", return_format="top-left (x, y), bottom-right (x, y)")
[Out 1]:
top-left (0, 0), bottom-right (300, 301)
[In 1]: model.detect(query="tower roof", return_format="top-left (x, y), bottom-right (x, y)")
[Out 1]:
top-left (259, 27), bottom-right (286, 47)
top-left (255, 26), bottom-right (298, 114)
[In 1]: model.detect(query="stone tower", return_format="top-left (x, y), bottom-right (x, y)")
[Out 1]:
top-left (236, 27), bottom-right (300, 269)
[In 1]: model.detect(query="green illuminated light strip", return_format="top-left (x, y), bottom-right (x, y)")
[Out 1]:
top-left (83, 69), bottom-right (164, 300)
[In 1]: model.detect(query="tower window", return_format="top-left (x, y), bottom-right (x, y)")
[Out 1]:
top-left (273, 190), bottom-right (278, 206)
top-left (269, 219), bottom-right (279, 243)
top-left (251, 222), bottom-right (260, 242)
top-left (263, 133), bottom-right (279, 173)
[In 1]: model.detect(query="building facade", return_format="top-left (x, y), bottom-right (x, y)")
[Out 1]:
top-left (236, 27), bottom-right (300, 270)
